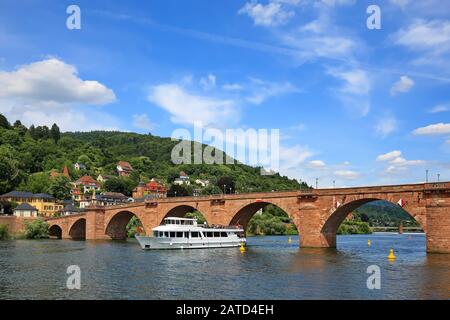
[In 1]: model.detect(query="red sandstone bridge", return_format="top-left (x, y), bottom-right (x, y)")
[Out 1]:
top-left (44, 182), bottom-right (450, 253)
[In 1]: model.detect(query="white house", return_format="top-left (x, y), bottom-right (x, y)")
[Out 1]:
top-left (195, 179), bottom-right (210, 187)
top-left (173, 171), bottom-right (191, 186)
top-left (14, 203), bottom-right (38, 218)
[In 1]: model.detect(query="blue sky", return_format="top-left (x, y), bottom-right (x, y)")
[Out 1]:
top-left (0, 0), bottom-right (449, 187)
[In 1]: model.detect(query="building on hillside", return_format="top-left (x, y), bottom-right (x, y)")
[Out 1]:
top-left (132, 180), bottom-right (168, 199)
top-left (173, 171), bottom-right (191, 186)
top-left (193, 188), bottom-right (202, 197)
top-left (74, 163), bottom-right (86, 171)
top-left (58, 204), bottom-right (85, 216)
top-left (195, 179), bottom-right (210, 187)
top-left (13, 203), bottom-right (38, 218)
top-left (0, 191), bottom-right (63, 217)
top-left (97, 174), bottom-right (113, 183)
top-left (117, 161), bottom-right (133, 177)
top-left (50, 165), bottom-right (70, 179)
top-left (74, 176), bottom-right (100, 193)
top-left (96, 192), bottom-right (133, 206)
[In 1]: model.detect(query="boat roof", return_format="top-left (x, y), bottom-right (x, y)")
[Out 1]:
top-left (164, 217), bottom-right (196, 221)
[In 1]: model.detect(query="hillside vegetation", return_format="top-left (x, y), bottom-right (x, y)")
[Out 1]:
top-left (0, 114), bottom-right (305, 197)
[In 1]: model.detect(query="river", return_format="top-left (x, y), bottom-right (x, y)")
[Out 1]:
top-left (0, 233), bottom-right (449, 300)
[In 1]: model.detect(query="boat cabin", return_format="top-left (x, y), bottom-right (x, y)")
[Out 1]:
top-left (163, 217), bottom-right (198, 226)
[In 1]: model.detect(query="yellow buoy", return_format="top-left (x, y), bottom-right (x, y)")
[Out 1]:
top-left (388, 248), bottom-right (396, 260)
top-left (288, 236), bottom-right (292, 244)
top-left (239, 242), bottom-right (246, 253)
top-left (367, 239), bottom-right (371, 246)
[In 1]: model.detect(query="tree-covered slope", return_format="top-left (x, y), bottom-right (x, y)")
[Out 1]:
top-left (0, 114), bottom-right (306, 196)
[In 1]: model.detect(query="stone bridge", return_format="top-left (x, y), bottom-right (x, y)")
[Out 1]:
top-left (45, 182), bottom-right (450, 253)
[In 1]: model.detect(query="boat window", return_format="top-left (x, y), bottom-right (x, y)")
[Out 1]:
top-left (220, 232), bottom-right (227, 237)
top-left (170, 232), bottom-right (176, 238)
top-left (153, 231), bottom-right (158, 237)
top-left (176, 220), bottom-right (180, 225)
top-left (176, 232), bottom-right (183, 238)
top-left (214, 232), bottom-right (220, 237)
top-left (184, 232), bottom-right (189, 238)
top-left (191, 232), bottom-right (199, 238)
top-left (164, 232), bottom-right (169, 237)
top-left (159, 231), bottom-right (164, 237)
top-left (205, 232), bottom-right (212, 237)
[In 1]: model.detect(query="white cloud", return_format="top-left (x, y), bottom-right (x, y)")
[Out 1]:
top-left (0, 58), bottom-right (119, 132)
top-left (328, 69), bottom-right (370, 95)
top-left (222, 83), bottom-right (243, 91)
top-left (390, 76), bottom-right (414, 95)
top-left (412, 123), bottom-right (450, 136)
top-left (132, 114), bottom-right (154, 131)
top-left (327, 68), bottom-right (371, 116)
top-left (375, 114), bottom-right (398, 138)
top-left (320, 0), bottom-right (355, 6)
top-left (277, 144), bottom-right (315, 181)
top-left (0, 58), bottom-right (116, 105)
top-left (392, 20), bottom-right (450, 68)
top-left (148, 83), bottom-right (239, 127)
top-left (377, 150), bottom-right (402, 162)
top-left (238, 1), bottom-right (295, 27)
top-left (389, 0), bottom-right (410, 8)
top-left (280, 22), bottom-right (358, 64)
top-left (429, 103), bottom-right (450, 113)
top-left (308, 160), bottom-right (326, 168)
top-left (377, 150), bottom-right (425, 176)
top-left (199, 74), bottom-right (216, 90)
top-left (245, 77), bottom-right (298, 104)
top-left (334, 170), bottom-right (360, 180)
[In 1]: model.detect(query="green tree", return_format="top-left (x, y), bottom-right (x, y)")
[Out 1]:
top-left (0, 146), bottom-right (21, 194)
top-left (24, 219), bottom-right (49, 239)
top-left (185, 211), bottom-right (206, 224)
top-left (0, 201), bottom-right (18, 215)
top-left (167, 184), bottom-right (190, 197)
top-left (47, 176), bottom-right (72, 200)
top-left (104, 177), bottom-right (135, 196)
top-left (0, 113), bottom-right (10, 129)
top-left (216, 176), bottom-right (235, 194)
top-left (126, 216), bottom-right (143, 238)
top-left (50, 123), bottom-right (61, 143)
top-left (18, 172), bottom-right (51, 194)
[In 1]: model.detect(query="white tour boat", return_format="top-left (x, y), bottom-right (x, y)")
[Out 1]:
top-left (135, 217), bottom-right (246, 250)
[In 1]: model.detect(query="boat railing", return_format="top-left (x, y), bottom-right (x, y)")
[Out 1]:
top-left (199, 224), bottom-right (243, 230)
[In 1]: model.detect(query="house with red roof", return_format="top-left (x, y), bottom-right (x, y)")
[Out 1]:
top-left (117, 161), bottom-right (133, 177)
top-left (133, 179), bottom-right (167, 199)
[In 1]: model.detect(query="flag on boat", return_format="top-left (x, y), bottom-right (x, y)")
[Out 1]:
top-left (336, 201), bottom-right (341, 208)
top-left (397, 199), bottom-right (406, 207)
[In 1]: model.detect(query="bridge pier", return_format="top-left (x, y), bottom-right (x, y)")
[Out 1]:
top-left (426, 204), bottom-right (450, 253)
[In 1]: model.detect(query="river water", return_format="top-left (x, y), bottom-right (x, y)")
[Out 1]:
top-left (0, 233), bottom-right (449, 300)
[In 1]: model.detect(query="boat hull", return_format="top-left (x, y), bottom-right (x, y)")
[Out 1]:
top-left (135, 235), bottom-right (246, 250)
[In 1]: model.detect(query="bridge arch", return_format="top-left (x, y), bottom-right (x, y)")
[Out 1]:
top-left (161, 205), bottom-right (209, 225)
top-left (105, 210), bottom-right (145, 240)
top-left (69, 218), bottom-right (86, 240)
top-left (320, 198), bottom-right (424, 247)
top-left (48, 224), bottom-right (62, 239)
top-left (229, 200), bottom-right (299, 233)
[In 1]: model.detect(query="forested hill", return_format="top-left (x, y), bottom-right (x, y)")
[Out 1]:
top-left (0, 114), bottom-right (306, 196)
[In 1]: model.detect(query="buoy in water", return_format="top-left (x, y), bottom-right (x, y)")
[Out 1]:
top-left (367, 239), bottom-right (371, 246)
top-left (239, 242), bottom-right (246, 253)
top-left (288, 236), bottom-right (292, 244)
top-left (388, 248), bottom-right (396, 260)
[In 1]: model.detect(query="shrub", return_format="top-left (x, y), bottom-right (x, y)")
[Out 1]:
top-left (24, 219), bottom-right (49, 239)
top-left (0, 224), bottom-right (10, 240)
